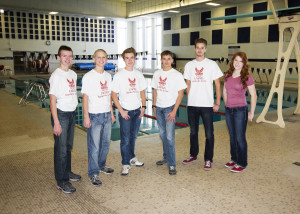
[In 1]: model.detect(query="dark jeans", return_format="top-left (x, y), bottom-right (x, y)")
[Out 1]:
top-left (187, 106), bottom-right (214, 162)
top-left (51, 109), bottom-right (76, 185)
top-left (225, 106), bottom-right (248, 168)
top-left (119, 108), bottom-right (141, 165)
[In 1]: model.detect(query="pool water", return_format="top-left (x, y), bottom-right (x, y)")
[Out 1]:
top-left (2, 76), bottom-right (298, 141)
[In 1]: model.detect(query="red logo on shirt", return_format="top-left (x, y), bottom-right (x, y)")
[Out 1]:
top-left (128, 78), bottom-right (136, 87)
top-left (67, 78), bottom-right (75, 89)
top-left (100, 80), bottom-right (108, 90)
top-left (195, 67), bottom-right (204, 76)
top-left (159, 76), bottom-right (167, 86)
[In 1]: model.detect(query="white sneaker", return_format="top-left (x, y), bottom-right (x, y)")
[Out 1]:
top-left (121, 165), bottom-right (131, 176)
top-left (130, 157), bottom-right (144, 167)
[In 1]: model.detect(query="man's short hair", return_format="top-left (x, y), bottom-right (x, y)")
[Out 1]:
top-left (93, 49), bottom-right (107, 58)
top-left (161, 50), bottom-right (173, 58)
top-left (122, 47), bottom-right (136, 58)
top-left (58, 45), bottom-right (73, 56)
top-left (194, 38), bottom-right (207, 48)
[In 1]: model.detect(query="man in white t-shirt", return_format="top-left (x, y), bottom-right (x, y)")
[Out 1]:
top-left (49, 45), bottom-right (81, 194)
top-left (151, 50), bottom-right (186, 175)
top-left (111, 47), bottom-right (147, 176)
top-left (81, 49), bottom-right (116, 187)
top-left (182, 38), bottom-right (223, 170)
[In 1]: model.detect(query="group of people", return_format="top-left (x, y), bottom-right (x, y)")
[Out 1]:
top-left (49, 38), bottom-right (257, 194)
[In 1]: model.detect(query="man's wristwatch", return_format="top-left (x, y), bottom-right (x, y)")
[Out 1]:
top-left (142, 105), bottom-right (147, 109)
top-left (152, 105), bottom-right (156, 108)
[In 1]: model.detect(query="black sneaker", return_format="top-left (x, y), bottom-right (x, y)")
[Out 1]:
top-left (57, 181), bottom-right (76, 194)
top-left (169, 166), bottom-right (176, 175)
top-left (100, 167), bottom-right (114, 174)
top-left (156, 159), bottom-right (167, 165)
top-left (69, 172), bottom-right (81, 181)
top-left (89, 175), bottom-right (102, 186)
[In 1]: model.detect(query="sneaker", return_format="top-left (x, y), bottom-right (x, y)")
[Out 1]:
top-left (182, 156), bottom-right (197, 164)
top-left (156, 159), bottom-right (167, 165)
top-left (89, 175), bottom-right (102, 186)
top-left (225, 160), bottom-right (235, 168)
top-left (100, 167), bottom-right (114, 174)
top-left (57, 181), bottom-right (76, 194)
top-left (204, 160), bottom-right (212, 171)
top-left (121, 165), bottom-right (131, 176)
top-left (130, 157), bottom-right (144, 167)
top-left (231, 165), bottom-right (245, 173)
top-left (169, 166), bottom-right (177, 175)
top-left (69, 172), bottom-right (81, 181)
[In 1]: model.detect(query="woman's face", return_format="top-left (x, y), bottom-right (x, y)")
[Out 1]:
top-left (233, 55), bottom-right (244, 71)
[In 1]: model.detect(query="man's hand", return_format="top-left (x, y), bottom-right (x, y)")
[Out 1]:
top-left (53, 122), bottom-right (62, 136)
top-left (213, 104), bottom-right (220, 112)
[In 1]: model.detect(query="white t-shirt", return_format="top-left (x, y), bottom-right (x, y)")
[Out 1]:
top-left (49, 68), bottom-right (78, 111)
top-left (151, 68), bottom-right (187, 108)
top-left (81, 70), bottom-right (112, 114)
top-left (184, 58), bottom-right (223, 107)
top-left (111, 68), bottom-right (147, 110)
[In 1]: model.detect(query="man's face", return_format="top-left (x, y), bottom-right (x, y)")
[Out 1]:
top-left (93, 51), bottom-right (107, 67)
top-left (161, 55), bottom-right (174, 68)
top-left (195, 43), bottom-right (207, 58)
top-left (123, 53), bottom-right (135, 68)
top-left (58, 50), bottom-right (73, 67)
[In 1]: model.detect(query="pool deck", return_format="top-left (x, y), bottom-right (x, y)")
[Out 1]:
top-left (0, 87), bottom-right (300, 214)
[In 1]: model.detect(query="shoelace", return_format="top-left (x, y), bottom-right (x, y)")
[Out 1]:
top-left (205, 161), bottom-right (211, 167)
top-left (170, 166), bottom-right (175, 170)
top-left (92, 175), bottom-right (99, 181)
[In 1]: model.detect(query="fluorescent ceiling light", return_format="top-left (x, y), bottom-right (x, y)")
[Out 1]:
top-left (168, 10), bottom-right (180, 13)
top-left (49, 11), bottom-right (58, 14)
top-left (206, 2), bottom-right (220, 6)
top-left (97, 16), bottom-right (105, 19)
top-left (0, 9), bottom-right (4, 13)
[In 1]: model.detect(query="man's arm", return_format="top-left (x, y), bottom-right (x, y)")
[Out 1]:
top-left (82, 94), bottom-right (91, 128)
top-left (50, 94), bottom-right (62, 136)
top-left (185, 79), bottom-right (191, 97)
top-left (167, 89), bottom-right (184, 123)
top-left (152, 88), bottom-right (157, 117)
top-left (139, 90), bottom-right (146, 118)
top-left (111, 91), bottom-right (130, 120)
top-left (213, 78), bottom-right (221, 112)
top-left (110, 97), bottom-right (116, 123)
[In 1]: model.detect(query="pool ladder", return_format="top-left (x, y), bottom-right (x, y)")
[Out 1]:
top-left (19, 82), bottom-right (47, 105)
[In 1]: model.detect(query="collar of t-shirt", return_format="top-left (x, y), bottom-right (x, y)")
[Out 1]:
top-left (91, 69), bottom-right (106, 76)
top-left (193, 58), bottom-right (207, 64)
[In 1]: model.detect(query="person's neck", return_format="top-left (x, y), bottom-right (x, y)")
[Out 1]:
top-left (195, 55), bottom-right (205, 62)
top-left (125, 66), bottom-right (134, 71)
top-left (94, 66), bottom-right (104, 74)
top-left (233, 69), bottom-right (241, 77)
top-left (59, 65), bottom-right (69, 72)
top-left (163, 66), bottom-right (172, 71)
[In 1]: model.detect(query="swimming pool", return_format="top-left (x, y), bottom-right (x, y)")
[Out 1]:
top-left (1, 76), bottom-right (298, 141)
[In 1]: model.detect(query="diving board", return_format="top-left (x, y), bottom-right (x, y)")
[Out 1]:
top-left (207, 6), bottom-right (300, 20)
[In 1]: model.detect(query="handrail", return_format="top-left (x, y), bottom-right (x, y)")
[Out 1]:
top-left (19, 82), bottom-right (47, 105)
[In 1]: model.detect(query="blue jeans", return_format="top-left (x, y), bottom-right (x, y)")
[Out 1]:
top-left (187, 106), bottom-right (214, 162)
top-left (119, 108), bottom-right (141, 165)
top-left (225, 106), bottom-right (248, 168)
top-left (51, 109), bottom-right (76, 185)
top-left (87, 112), bottom-right (112, 176)
top-left (156, 105), bottom-right (176, 167)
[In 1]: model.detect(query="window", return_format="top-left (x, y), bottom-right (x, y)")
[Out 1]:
top-left (201, 11), bottom-right (211, 26)
top-left (190, 32), bottom-right (199, 46)
top-left (163, 18), bottom-right (171, 30)
top-left (253, 2), bottom-right (267, 21)
top-left (181, 15), bottom-right (189, 28)
top-left (212, 30), bottom-right (223, 44)
top-left (225, 7), bottom-right (237, 24)
top-left (238, 27), bottom-right (250, 43)
top-left (172, 33), bottom-right (180, 46)
top-left (268, 24), bottom-right (279, 42)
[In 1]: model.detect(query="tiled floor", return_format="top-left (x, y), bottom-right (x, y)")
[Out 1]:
top-left (0, 89), bottom-right (299, 214)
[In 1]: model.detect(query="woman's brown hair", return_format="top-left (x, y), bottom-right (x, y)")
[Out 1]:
top-left (225, 52), bottom-right (250, 89)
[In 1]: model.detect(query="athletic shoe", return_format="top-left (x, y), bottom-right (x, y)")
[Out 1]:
top-left (57, 181), bottom-right (76, 194)
top-left (231, 165), bottom-right (245, 173)
top-left (100, 167), bottom-right (114, 174)
top-left (69, 172), bottom-right (81, 181)
top-left (89, 175), bottom-right (102, 186)
top-left (225, 160), bottom-right (235, 168)
top-left (182, 156), bottom-right (197, 164)
top-left (169, 166), bottom-right (177, 175)
top-left (156, 159), bottom-right (167, 165)
top-left (204, 160), bottom-right (212, 171)
top-left (130, 157), bottom-right (144, 167)
top-left (121, 165), bottom-right (131, 176)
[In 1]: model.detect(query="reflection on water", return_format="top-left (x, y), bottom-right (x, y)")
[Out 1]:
top-left (2, 77), bottom-right (297, 141)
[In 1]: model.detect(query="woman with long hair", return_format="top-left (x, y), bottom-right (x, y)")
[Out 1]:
top-left (223, 52), bottom-right (257, 172)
